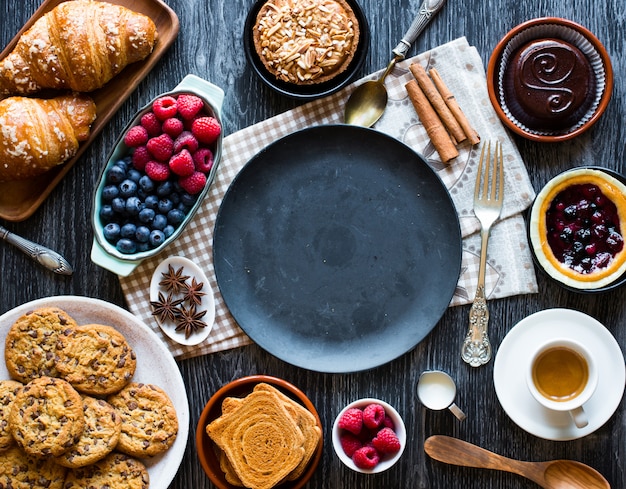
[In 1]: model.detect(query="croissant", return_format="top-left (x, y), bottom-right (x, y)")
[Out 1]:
top-left (0, 94), bottom-right (97, 182)
top-left (0, 0), bottom-right (158, 96)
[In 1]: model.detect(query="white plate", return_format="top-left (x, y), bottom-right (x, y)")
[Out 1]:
top-left (149, 256), bottom-right (215, 346)
top-left (494, 308), bottom-right (625, 441)
top-left (0, 296), bottom-right (189, 488)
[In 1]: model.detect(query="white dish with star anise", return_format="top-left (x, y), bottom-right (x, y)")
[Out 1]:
top-left (149, 256), bottom-right (215, 346)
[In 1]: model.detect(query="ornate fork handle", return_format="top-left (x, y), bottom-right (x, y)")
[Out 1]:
top-left (392, 0), bottom-right (447, 58)
top-left (461, 285), bottom-right (492, 367)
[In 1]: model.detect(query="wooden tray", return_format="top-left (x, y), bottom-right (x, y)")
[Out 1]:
top-left (0, 0), bottom-right (180, 221)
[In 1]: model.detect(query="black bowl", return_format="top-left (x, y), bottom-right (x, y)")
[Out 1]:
top-left (243, 0), bottom-right (370, 100)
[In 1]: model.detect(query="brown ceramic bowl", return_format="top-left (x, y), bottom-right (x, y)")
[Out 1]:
top-left (195, 375), bottom-right (323, 489)
top-left (487, 17), bottom-right (613, 142)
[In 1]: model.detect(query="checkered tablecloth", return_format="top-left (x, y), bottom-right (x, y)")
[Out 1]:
top-left (119, 37), bottom-right (538, 360)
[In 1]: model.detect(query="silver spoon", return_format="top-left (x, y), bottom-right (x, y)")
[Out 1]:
top-left (0, 225), bottom-right (73, 275)
top-left (344, 0), bottom-right (447, 127)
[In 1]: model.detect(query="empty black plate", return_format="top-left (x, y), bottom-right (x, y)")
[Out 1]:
top-left (213, 125), bottom-right (462, 372)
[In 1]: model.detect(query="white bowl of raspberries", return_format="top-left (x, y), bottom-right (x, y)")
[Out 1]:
top-left (332, 398), bottom-right (406, 473)
top-left (91, 75), bottom-right (223, 276)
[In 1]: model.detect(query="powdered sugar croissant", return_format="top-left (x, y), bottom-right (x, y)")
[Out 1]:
top-left (0, 94), bottom-right (97, 182)
top-left (0, 0), bottom-right (158, 96)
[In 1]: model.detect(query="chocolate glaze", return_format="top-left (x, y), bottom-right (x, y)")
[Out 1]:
top-left (504, 38), bottom-right (595, 131)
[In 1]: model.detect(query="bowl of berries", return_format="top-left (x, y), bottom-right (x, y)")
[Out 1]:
top-left (332, 398), bottom-right (406, 473)
top-left (91, 74), bottom-right (223, 276)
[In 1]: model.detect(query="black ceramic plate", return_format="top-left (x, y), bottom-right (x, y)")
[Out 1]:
top-left (243, 0), bottom-right (370, 100)
top-left (213, 125), bottom-right (462, 372)
top-left (527, 166), bottom-right (626, 294)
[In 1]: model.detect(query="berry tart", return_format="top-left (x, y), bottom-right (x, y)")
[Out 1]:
top-left (529, 168), bottom-right (626, 290)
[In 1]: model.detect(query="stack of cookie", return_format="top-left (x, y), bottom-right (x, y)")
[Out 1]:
top-left (206, 382), bottom-right (322, 489)
top-left (0, 307), bottom-right (178, 488)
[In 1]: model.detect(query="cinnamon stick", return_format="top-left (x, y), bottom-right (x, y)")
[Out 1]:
top-left (409, 63), bottom-right (467, 144)
top-left (428, 68), bottom-right (481, 145)
top-left (405, 79), bottom-right (458, 163)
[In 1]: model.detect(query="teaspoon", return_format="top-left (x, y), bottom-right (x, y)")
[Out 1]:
top-left (0, 225), bottom-right (73, 275)
top-left (424, 435), bottom-right (610, 489)
top-left (344, 0), bottom-right (447, 127)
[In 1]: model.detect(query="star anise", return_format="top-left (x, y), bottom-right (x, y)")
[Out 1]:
top-left (159, 264), bottom-right (190, 294)
top-left (175, 303), bottom-right (207, 339)
top-left (150, 291), bottom-right (183, 323)
top-left (182, 277), bottom-right (206, 306)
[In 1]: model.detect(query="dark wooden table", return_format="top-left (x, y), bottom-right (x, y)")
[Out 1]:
top-left (2, 1), bottom-right (625, 488)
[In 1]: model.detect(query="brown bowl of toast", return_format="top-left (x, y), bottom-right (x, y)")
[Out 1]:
top-left (196, 375), bottom-right (323, 489)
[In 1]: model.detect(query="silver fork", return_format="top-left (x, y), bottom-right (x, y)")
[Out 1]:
top-left (461, 141), bottom-right (504, 367)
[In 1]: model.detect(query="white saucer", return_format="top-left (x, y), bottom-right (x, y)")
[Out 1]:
top-left (149, 256), bottom-right (215, 346)
top-left (494, 308), bottom-right (625, 441)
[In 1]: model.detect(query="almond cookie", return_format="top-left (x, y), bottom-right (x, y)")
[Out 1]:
top-left (4, 307), bottom-right (77, 383)
top-left (0, 379), bottom-right (22, 451)
top-left (107, 382), bottom-right (178, 458)
top-left (0, 446), bottom-right (67, 489)
top-left (62, 452), bottom-right (149, 489)
top-left (56, 324), bottom-right (136, 395)
top-left (55, 395), bottom-right (122, 468)
top-left (9, 376), bottom-right (85, 457)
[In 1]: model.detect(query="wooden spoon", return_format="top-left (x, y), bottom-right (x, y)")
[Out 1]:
top-left (424, 435), bottom-right (610, 489)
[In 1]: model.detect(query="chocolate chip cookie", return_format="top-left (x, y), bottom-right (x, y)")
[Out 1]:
top-left (62, 452), bottom-right (149, 489)
top-left (4, 307), bottom-right (77, 383)
top-left (56, 323), bottom-right (136, 395)
top-left (55, 395), bottom-right (122, 468)
top-left (107, 382), bottom-right (178, 458)
top-left (0, 379), bottom-right (22, 451)
top-left (0, 446), bottom-right (67, 489)
top-left (9, 376), bottom-right (85, 457)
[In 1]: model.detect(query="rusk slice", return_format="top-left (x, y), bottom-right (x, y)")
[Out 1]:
top-left (206, 390), bottom-right (305, 489)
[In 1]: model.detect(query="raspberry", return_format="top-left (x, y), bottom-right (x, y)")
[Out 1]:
top-left (191, 116), bottom-right (221, 145)
top-left (193, 148), bottom-right (214, 173)
top-left (352, 446), bottom-right (380, 470)
top-left (140, 112), bottom-right (162, 136)
top-left (152, 96), bottom-right (178, 120)
top-left (179, 171), bottom-right (206, 194)
top-left (176, 94), bottom-right (204, 119)
top-left (371, 427), bottom-right (401, 455)
top-left (123, 125), bottom-right (148, 147)
top-left (169, 149), bottom-right (195, 176)
top-left (147, 134), bottom-right (174, 161)
top-left (131, 145), bottom-right (151, 171)
top-left (337, 408), bottom-right (363, 435)
top-left (339, 433), bottom-right (362, 458)
top-left (162, 117), bottom-right (184, 137)
top-left (363, 403), bottom-right (386, 429)
top-left (382, 415), bottom-right (395, 430)
top-left (145, 161), bottom-right (170, 181)
top-left (173, 131), bottom-right (199, 154)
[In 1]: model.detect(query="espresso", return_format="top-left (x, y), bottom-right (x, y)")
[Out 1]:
top-left (532, 346), bottom-right (589, 402)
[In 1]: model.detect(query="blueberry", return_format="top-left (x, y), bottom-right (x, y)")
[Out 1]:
top-left (136, 242), bottom-right (150, 252)
top-left (120, 223), bottom-right (137, 239)
top-left (156, 181), bottom-right (174, 197)
top-left (135, 225), bottom-right (151, 243)
top-left (102, 185), bottom-right (119, 202)
top-left (119, 179), bottom-right (138, 198)
top-left (152, 214), bottom-right (168, 230)
top-left (169, 192), bottom-right (181, 205)
top-left (157, 198), bottom-right (173, 214)
top-left (128, 169), bottom-right (142, 182)
top-left (139, 175), bottom-right (155, 193)
top-left (111, 197), bottom-right (126, 214)
top-left (181, 192), bottom-right (197, 207)
top-left (167, 208), bottom-right (185, 225)
top-left (99, 204), bottom-right (114, 222)
top-left (144, 194), bottom-right (159, 209)
top-left (103, 222), bottom-right (121, 242)
top-left (125, 196), bottom-right (143, 216)
top-left (149, 230), bottom-right (165, 247)
top-left (138, 207), bottom-right (155, 224)
top-left (163, 225), bottom-right (175, 238)
top-left (116, 238), bottom-right (136, 254)
top-left (117, 157), bottom-right (131, 171)
top-left (106, 164), bottom-right (126, 184)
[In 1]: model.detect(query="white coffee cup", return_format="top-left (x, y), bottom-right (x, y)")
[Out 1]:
top-left (526, 338), bottom-right (598, 428)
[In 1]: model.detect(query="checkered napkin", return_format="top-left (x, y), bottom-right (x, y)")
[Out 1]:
top-left (119, 37), bottom-right (538, 359)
